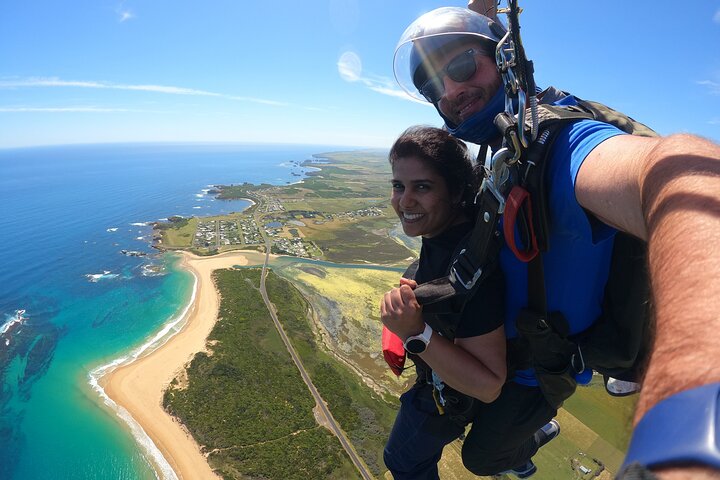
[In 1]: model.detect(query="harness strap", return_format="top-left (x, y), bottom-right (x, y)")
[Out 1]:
top-left (527, 253), bottom-right (546, 314)
top-left (504, 185), bottom-right (539, 262)
top-left (413, 185), bottom-right (503, 313)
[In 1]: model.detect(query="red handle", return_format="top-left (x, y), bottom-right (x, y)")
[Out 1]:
top-left (503, 185), bottom-right (539, 262)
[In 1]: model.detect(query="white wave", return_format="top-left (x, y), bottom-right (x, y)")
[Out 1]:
top-left (194, 193), bottom-right (204, 198)
top-left (136, 236), bottom-right (145, 241)
top-left (141, 264), bottom-right (166, 277)
top-left (107, 227), bottom-right (119, 232)
top-left (89, 355), bottom-right (177, 480)
top-left (1, 310), bottom-right (27, 335)
top-left (85, 271), bottom-right (120, 282)
top-left (88, 266), bottom-right (198, 480)
top-left (130, 222), bottom-right (149, 226)
top-left (192, 206), bottom-right (201, 209)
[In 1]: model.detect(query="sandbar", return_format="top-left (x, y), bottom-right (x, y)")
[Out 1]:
top-left (102, 250), bottom-right (268, 480)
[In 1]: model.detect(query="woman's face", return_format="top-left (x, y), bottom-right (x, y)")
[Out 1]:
top-left (391, 155), bottom-right (462, 238)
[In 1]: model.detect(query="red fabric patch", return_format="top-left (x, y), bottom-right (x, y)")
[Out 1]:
top-left (382, 325), bottom-right (406, 376)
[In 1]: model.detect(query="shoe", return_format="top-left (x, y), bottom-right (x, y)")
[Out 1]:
top-left (495, 421), bottom-right (559, 479)
top-left (535, 419), bottom-right (560, 449)
top-left (509, 460), bottom-right (537, 478)
top-left (606, 377), bottom-right (640, 396)
top-left (494, 460), bottom-right (537, 479)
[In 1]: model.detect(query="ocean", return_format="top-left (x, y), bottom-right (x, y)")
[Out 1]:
top-left (0, 143), bottom-right (350, 480)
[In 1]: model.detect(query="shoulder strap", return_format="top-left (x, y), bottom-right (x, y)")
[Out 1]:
top-left (412, 185), bottom-right (504, 314)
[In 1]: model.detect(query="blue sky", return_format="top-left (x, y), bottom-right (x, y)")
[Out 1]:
top-left (1, 1), bottom-right (719, 149)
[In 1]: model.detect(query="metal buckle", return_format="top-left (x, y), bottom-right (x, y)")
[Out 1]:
top-left (449, 249), bottom-right (483, 290)
top-left (479, 177), bottom-right (506, 215)
top-left (571, 346), bottom-right (586, 374)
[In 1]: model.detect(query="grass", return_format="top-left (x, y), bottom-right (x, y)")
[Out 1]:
top-left (299, 219), bottom-right (413, 265)
top-left (158, 217), bottom-right (197, 248)
top-left (164, 266), bottom-right (399, 478)
top-left (563, 377), bottom-right (636, 451)
top-left (163, 268), bottom-right (360, 479)
top-left (264, 270), bottom-right (399, 477)
top-left (273, 261), bottom-right (407, 395)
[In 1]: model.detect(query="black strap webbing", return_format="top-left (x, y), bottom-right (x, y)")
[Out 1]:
top-left (412, 186), bottom-right (502, 313)
top-left (527, 254), bottom-right (547, 316)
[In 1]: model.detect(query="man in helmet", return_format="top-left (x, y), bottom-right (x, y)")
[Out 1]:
top-left (384, 4), bottom-right (720, 480)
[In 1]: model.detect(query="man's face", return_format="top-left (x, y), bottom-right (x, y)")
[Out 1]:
top-left (422, 41), bottom-right (502, 126)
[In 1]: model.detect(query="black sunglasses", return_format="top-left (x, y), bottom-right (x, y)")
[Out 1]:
top-left (419, 49), bottom-right (481, 104)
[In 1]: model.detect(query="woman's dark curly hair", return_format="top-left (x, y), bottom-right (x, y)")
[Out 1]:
top-left (389, 125), bottom-right (481, 214)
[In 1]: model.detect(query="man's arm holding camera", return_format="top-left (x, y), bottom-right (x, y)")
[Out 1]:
top-left (578, 133), bottom-right (720, 479)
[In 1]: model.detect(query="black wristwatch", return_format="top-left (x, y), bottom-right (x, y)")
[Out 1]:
top-left (403, 323), bottom-right (433, 354)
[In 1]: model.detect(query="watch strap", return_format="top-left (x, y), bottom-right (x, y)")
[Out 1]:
top-left (621, 382), bottom-right (720, 473)
top-left (403, 323), bottom-right (432, 352)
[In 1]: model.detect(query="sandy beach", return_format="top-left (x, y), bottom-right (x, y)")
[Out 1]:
top-left (102, 250), bottom-right (268, 480)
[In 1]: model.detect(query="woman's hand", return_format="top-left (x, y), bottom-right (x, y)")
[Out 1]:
top-left (381, 278), bottom-right (506, 402)
top-left (380, 278), bottom-right (424, 340)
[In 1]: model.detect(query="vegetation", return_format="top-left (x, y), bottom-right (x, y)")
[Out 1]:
top-left (264, 270), bottom-right (398, 476)
top-left (215, 182), bottom-right (273, 200)
top-left (154, 217), bottom-right (197, 249)
top-left (163, 268), bottom-right (360, 479)
top-left (210, 428), bottom-right (359, 480)
top-left (272, 260), bottom-right (408, 395)
top-left (563, 377), bottom-right (636, 451)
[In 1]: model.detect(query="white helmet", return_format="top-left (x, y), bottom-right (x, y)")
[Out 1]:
top-left (393, 7), bottom-right (506, 103)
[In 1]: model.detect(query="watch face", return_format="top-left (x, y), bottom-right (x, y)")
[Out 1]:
top-left (405, 338), bottom-right (427, 354)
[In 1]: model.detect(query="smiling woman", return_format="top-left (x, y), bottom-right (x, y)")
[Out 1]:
top-left (379, 125), bottom-right (558, 478)
top-left (388, 126), bottom-right (477, 238)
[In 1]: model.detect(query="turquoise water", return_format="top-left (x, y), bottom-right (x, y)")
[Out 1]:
top-left (0, 143), bottom-right (347, 479)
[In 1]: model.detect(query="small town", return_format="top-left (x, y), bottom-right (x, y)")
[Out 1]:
top-left (187, 205), bottom-right (384, 258)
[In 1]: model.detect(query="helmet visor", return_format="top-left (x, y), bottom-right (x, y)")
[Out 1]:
top-left (393, 7), bottom-right (505, 102)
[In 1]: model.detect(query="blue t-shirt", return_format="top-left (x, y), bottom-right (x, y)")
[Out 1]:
top-left (501, 114), bottom-right (625, 385)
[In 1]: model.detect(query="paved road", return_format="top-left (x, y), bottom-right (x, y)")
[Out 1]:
top-left (257, 236), bottom-right (374, 480)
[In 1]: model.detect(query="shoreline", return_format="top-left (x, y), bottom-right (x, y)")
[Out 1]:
top-left (99, 249), bottom-right (268, 480)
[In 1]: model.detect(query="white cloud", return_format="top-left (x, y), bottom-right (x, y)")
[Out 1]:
top-left (335, 52), bottom-right (428, 105)
top-left (697, 79), bottom-right (720, 94)
top-left (119, 10), bottom-right (134, 22)
top-left (0, 77), bottom-right (306, 108)
top-left (116, 0), bottom-right (134, 22)
top-left (0, 106), bottom-right (133, 112)
top-left (226, 95), bottom-right (288, 107)
top-left (714, 9), bottom-right (720, 24)
top-left (360, 74), bottom-right (428, 105)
